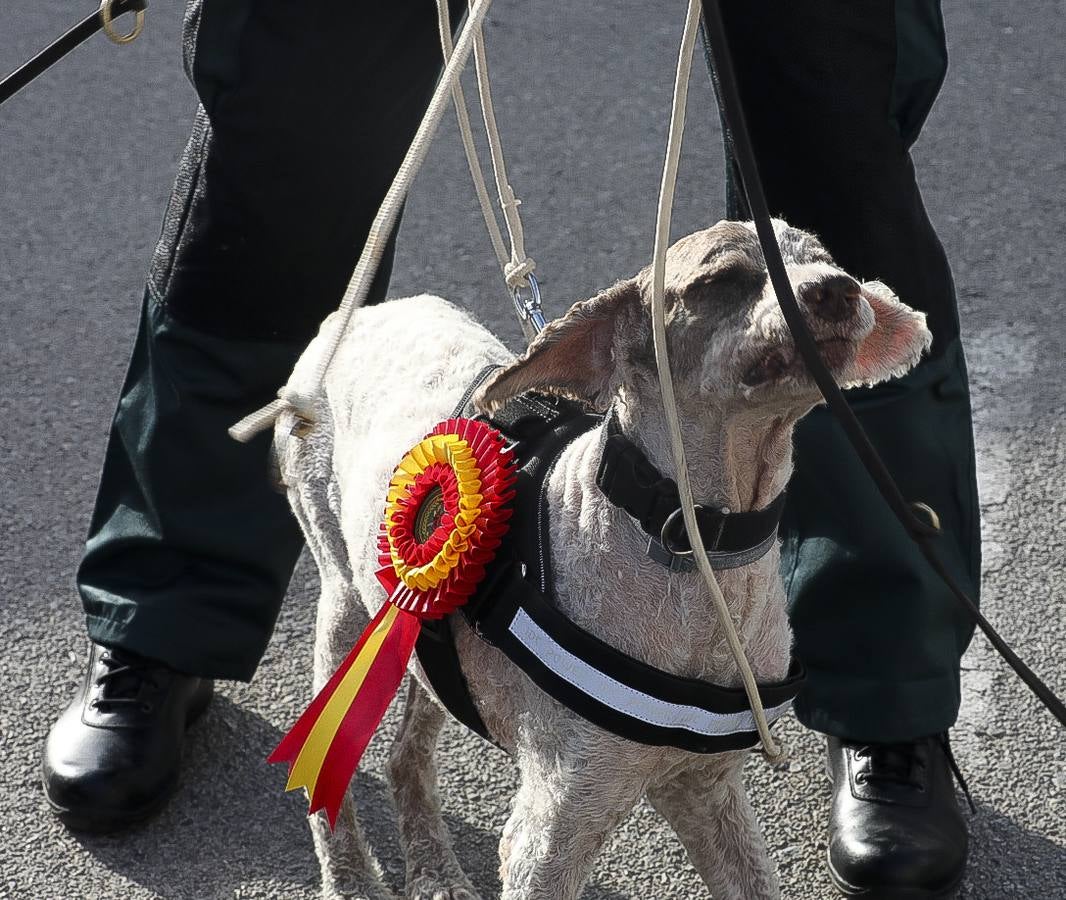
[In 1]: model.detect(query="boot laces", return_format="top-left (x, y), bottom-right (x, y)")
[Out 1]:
top-left (854, 741), bottom-right (925, 789)
top-left (854, 734), bottom-right (975, 813)
top-left (936, 732), bottom-right (977, 813)
top-left (93, 647), bottom-right (162, 712)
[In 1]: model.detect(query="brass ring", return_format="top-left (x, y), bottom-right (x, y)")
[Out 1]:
top-left (911, 501), bottom-right (942, 533)
top-left (99, 0), bottom-right (145, 45)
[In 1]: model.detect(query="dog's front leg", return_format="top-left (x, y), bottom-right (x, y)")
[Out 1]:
top-left (387, 679), bottom-right (481, 900)
top-left (647, 756), bottom-right (780, 900)
top-left (309, 797), bottom-right (399, 900)
top-left (499, 746), bottom-right (646, 900)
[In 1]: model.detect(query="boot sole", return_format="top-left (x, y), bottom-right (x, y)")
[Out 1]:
top-left (827, 847), bottom-right (965, 899)
top-left (44, 679), bottom-right (214, 834)
top-left (46, 778), bottom-right (180, 834)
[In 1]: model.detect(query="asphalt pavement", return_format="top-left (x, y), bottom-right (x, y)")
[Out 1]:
top-left (1, 2), bottom-right (1063, 898)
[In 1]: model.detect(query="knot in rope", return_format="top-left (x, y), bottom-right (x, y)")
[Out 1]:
top-left (504, 257), bottom-right (537, 289)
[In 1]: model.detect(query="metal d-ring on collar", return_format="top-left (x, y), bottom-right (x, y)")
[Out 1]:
top-left (660, 504), bottom-right (727, 553)
top-left (649, 504), bottom-right (780, 574)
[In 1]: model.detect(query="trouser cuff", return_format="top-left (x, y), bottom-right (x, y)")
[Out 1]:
top-left (794, 666), bottom-right (960, 742)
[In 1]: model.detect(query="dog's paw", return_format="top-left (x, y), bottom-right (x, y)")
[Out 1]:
top-left (407, 872), bottom-right (482, 900)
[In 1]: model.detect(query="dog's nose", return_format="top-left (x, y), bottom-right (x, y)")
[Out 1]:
top-left (800, 274), bottom-right (861, 323)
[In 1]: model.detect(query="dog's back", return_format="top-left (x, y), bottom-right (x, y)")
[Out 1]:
top-left (279, 295), bottom-right (514, 595)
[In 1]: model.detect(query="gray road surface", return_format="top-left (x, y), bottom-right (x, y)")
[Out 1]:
top-left (1, 2), bottom-right (1063, 898)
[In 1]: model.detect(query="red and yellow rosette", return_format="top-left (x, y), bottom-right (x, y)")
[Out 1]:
top-left (269, 417), bottom-right (516, 827)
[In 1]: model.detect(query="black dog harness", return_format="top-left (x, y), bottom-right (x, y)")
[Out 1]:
top-left (415, 367), bottom-right (804, 754)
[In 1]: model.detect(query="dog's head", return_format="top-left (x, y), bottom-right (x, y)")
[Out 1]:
top-left (476, 220), bottom-right (931, 416)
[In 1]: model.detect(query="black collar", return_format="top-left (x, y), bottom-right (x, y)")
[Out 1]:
top-left (595, 416), bottom-right (786, 572)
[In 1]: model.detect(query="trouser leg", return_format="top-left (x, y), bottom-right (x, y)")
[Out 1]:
top-left (79, 0), bottom-right (460, 680)
top-left (711, 0), bottom-right (981, 741)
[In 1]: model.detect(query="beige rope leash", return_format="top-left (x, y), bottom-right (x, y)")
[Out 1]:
top-left (435, 1), bottom-right (510, 273)
top-left (471, 31), bottom-right (536, 290)
top-left (231, 0), bottom-right (544, 442)
top-left (649, 0), bottom-right (784, 761)
top-left (437, 0), bottom-right (540, 341)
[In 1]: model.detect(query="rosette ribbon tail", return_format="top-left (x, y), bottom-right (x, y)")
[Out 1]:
top-left (267, 600), bottom-right (421, 828)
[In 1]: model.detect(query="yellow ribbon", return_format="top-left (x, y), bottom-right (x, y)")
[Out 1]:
top-left (283, 604), bottom-right (400, 797)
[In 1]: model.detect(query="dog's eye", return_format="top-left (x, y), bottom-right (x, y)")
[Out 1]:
top-left (692, 258), bottom-right (767, 298)
top-left (742, 351), bottom-right (788, 387)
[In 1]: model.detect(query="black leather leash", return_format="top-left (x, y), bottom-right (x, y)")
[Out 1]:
top-left (0, 0), bottom-right (148, 109)
top-left (699, 0), bottom-right (1066, 729)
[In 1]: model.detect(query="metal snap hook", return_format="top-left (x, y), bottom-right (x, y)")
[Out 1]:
top-left (99, 0), bottom-right (145, 45)
top-left (512, 272), bottom-right (547, 338)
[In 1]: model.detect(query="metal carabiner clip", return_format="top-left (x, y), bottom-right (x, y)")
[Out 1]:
top-left (512, 272), bottom-right (547, 342)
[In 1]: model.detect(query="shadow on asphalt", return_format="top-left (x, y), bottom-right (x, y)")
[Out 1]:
top-left (51, 691), bottom-right (1065, 900)
top-left (68, 695), bottom-right (628, 899)
top-left (70, 695), bottom-right (318, 899)
top-left (960, 802), bottom-right (1066, 899)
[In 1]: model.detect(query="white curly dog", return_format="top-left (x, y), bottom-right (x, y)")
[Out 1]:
top-left (272, 219), bottom-right (932, 900)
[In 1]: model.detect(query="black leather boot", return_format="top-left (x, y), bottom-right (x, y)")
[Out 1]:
top-left (42, 642), bottom-right (213, 832)
top-left (826, 734), bottom-right (971, 899)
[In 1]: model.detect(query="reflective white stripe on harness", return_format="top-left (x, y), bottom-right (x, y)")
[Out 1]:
top-left (508, 608), bottom-right (793, 738)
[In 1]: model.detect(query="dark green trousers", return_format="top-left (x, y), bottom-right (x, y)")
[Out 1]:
top-left (79, 0), bottom-right (453, 678)
top-left (717, 2), bottom-right (981, 741)
top-left (80, 0), bottom-right (979, 742)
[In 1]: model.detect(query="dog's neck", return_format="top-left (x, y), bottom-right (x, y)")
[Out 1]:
top-left (610, 383), bottom-right (799, 513)
top-left (541, 390), bottom-right (798, 684)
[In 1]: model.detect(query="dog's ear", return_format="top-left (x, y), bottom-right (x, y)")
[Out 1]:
top-left (845, 281), bottom-right (933, 386)
top-left (475, 278), bottom-right (641, 412)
